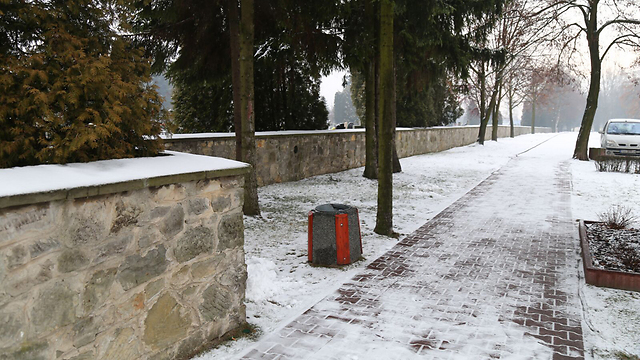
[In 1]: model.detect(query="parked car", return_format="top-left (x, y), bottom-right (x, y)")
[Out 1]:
top-left (600, 118), bottom-right (640, 156)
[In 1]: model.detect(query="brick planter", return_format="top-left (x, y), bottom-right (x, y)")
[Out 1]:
top-left (579, 220), bottom-right (640, 292)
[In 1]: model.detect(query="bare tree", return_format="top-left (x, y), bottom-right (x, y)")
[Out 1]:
top-left (468, 0), bottom-right (559, 144)
top-left (547, 0), bottom-right (640, 160)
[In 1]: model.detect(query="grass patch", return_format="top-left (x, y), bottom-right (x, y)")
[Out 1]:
top-left (614, 351), bottom-right (640, 360)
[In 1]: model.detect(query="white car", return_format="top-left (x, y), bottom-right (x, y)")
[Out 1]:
top-left (600, 118), bottom-right (640, 156)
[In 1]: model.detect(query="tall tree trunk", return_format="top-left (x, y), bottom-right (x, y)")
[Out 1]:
top-left (374, 0), bottom-right (394, 237)
top-left (363, 0), bottom-right (378, 180)
top-left (479, 86), bottom-right (498, 145)
top-left (491, 82), bottom-right (502, 141)
top-left (573, 7), bottom-right (600, 161)
top-left (228, 0), bottom-right (242, 160)
top-left (239, 0), bottom-right (260, 215)
top-left (531, 97), bottom-right (536, 134)
top-left (477, 62), bottom-right (487, 144)
top-left (508, 84), bottom-right (514, 138)
top-left (391, 55), bottom-right (401, 173)
top-left (363, 60), bottom-right (378, 179)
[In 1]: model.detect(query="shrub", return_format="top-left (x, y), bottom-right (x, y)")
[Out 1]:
top-left (0, 0), bottom-right (162, 168)
top-left (595, 158), bottom-right (640, 174)
top-left (598, 205), bottom-right (637, 229)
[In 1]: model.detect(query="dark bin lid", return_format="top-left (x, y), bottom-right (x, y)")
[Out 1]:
top-left (314, 203), bottom-right (353, 214)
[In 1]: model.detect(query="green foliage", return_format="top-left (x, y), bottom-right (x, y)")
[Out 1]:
top-left (134, 0), bottom-right (338, 133)
top-left (351, 70), bottom-right (462, 128)
top-left (171, 73), bottom-right (234, 133)
top-left (0, 0), bottom-right (162, 168)
top-left (254, 54), bottom-right (328, 131)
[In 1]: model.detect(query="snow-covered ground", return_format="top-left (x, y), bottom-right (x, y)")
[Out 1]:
top-left (195, 132), bottom-right (640, 359)
top-left (572, 133), bottom-right (640, 360)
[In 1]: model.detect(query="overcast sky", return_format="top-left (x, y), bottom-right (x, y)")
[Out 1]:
top-left (320, 70), bottom-right (347, 110)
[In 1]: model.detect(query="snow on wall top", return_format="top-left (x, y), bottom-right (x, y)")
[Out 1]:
top-left (161, 125), bottom-right (532, 141)
top-left (0, 151), bottom-right (249, 198)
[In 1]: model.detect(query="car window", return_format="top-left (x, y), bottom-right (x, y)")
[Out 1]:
top-left (607, 122), bottom-right (640, 135)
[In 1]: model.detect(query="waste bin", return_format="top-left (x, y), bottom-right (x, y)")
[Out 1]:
top-left (308, 204), bottom-right (362, 266)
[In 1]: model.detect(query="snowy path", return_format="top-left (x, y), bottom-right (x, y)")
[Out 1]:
top-left (238, 133), bottom-right (584, 360)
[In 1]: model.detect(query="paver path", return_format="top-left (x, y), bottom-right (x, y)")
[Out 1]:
top-left (241, 135), bottom-right (584, 359)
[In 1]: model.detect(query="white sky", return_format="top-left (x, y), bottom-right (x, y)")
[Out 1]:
top-left (320, 70), bottom-right (347, 110)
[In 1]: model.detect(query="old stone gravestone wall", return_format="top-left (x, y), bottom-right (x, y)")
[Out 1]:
top-left (0, 155), bottom-right (249, 360)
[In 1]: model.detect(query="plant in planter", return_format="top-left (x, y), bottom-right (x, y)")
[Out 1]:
top-left (580, 205), bottom-right (640, 292)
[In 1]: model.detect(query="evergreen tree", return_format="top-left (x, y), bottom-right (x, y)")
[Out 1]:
top-left (171, 74), bottom-right (234, 133)
top-left (0, 0), bottom-right (162, 168)
top-left (333, 77), bottom-right (359, 126)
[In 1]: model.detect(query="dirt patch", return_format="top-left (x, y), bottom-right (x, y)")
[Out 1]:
top-left (585, 222), bottom-right (640, 274)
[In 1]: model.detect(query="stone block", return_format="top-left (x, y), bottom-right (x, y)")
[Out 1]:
top-left (83, 268), bottom-right (117, 314)
top-left (144, 278), bottom-right (164, 301)
top-left (149, 206), bottom-right (170, 220)
top-left (175, 330), bottom-right (204, 359)
top-left (69, 217), bottom-right (104, 247)
top-left (58, 249), bottom-right (89, 273)
top-left (154, 184), bottom-right (187, 203)
top-left (191, 254), bottom-right (225, 280)
top-left (217, 212), bottom-right (244, 251)
top-left (29, 238), bottom-right (60, 259)
top-left (0, 303), bottom-right (25, 347)
top-left (117, 245), bottom-right (168, 291)
top-left (188, 198), bottom-right (210, 216)
top-left (4, 244), bottom-right (28, 270)
top-left (6, 258), bottom-right (54, 296)
top-left (196, 179), bottom-right (222, 196)
top-left (0, 340), bottom-right (49, 360)
top-left (210, 196), bottom-right (231, 213)
top-left (137, 228), bottom-right (162, 250)
top-left (72, 316), bottom-right (99, 348)
top-left (199, 284), bottom-right (232, 322)
top-left (143, 293), bottom-right (191, 350)
top-left (93, 235), bottom-right (132, 265)
top-left (0, 206), bottom-right (51, 246)
top-left (170, 266), bottom-right (190, 287)
top-left (31, 280), bottom-right (77, 335)
top-left (68, 351), bottom-right (94, 360)
top-left (110, 201), bottom-right (141, 234)
top-left (100, 327), bottom-right (140, 360)
top-left (160, 206), bottom-right (185, 238)
top-left (173, 226), bottom-right (215, 263)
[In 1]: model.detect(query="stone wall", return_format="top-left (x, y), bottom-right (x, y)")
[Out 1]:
top-left (0, 157), bottom-right (250, 360)
top-left (164, 125), bottom-right (551, 186)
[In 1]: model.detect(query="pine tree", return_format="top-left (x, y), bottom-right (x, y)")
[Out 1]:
top-left (0, 0), bottom-right (162, 168)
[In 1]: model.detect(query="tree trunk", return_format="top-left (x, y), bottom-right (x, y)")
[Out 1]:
top-left (479, 87), bottom-right (498, 145)
top-left (531, 98), bottom-right (536, 134)
top-left (374, 0), bottom-right (394, 237)
top-left (239, 0), bottom-right (260, 215)
top-left (573, 7), bottom-right (600, 161)
top-left (391, 54), bottom-right (401, 173)
top-left (477, 62), bottom-right (487, 144)
top-left (363, 60), bottom-right (378, 179)
top-left (491, 80), bottom-right (502, 141)
top-left (363, 0), bottom-right (378, 180)
top-left (508, 85), bottom-right (514, 138)
top-left (228, 0), bottom-right (242, 160)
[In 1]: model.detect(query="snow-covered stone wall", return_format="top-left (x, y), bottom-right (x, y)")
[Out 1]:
top-left (164, 125), bottom-right (551, 186)
top-left (0, 154), bottom-right (250, 360)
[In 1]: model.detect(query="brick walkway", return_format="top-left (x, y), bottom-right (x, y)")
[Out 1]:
top-left (241, 138), bottom-right (584, 359)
